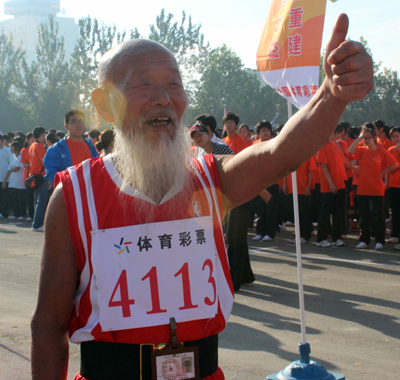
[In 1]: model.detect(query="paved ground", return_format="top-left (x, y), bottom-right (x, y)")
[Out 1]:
top-left (1, 218), bottom-right (399, 380)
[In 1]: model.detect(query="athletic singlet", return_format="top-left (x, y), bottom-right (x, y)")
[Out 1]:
top-left (55, 154), bottom-right (234, 345)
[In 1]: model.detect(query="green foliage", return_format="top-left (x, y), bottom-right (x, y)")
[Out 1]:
top-left (0, 11), bottom-right (399, 134)
top-left (191, 45), bottom-right (286, 126)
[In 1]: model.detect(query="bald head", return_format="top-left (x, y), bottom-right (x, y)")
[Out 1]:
top-left (98, 39), bottom-right (178, 89)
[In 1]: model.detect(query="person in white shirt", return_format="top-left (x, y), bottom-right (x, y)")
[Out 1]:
top-left (0, 135), bottom-right (14, 218)
top-left (2, 141), bottom-right (26, 219)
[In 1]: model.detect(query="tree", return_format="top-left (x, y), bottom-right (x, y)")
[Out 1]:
top-left (0, 32), bottom-right (32, 131)
top-left (149, 9), bottom-right (210, 106)
top-left (192, 45), bottom-right (286, 126)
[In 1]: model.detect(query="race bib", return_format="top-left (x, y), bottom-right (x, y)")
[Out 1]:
top-left (91, 216), bottom-right (219, 332)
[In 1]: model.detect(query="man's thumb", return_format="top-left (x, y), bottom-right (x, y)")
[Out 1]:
top-left (325, 13), bottom-right (349, 56)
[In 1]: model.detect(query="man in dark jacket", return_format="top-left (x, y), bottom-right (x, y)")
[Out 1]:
top-left (44, 110), bottom-right (99, 184)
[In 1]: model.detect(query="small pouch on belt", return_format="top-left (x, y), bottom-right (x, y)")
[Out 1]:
top-left (151, 318), bottom-right (200, 380)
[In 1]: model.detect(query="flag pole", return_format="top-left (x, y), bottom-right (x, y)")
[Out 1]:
top-left (288, 100), bottom-right (307, 345)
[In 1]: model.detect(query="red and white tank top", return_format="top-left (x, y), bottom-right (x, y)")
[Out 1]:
top-left (55, 154), bottom-right (234, 345)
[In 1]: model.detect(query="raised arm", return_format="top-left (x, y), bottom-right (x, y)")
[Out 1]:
top-left (31, 186), bottom-right (79, 380)
top-left (216, 14), bottom-right (373, 210)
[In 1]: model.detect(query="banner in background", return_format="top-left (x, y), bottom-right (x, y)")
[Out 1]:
top-left (257, 0), bottom-right (327, 109)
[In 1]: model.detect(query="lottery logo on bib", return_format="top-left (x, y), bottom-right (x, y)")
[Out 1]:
top-left (91, 216), bottom-right (219, 332)
top-left (162, 359), bottom-right (180, 380)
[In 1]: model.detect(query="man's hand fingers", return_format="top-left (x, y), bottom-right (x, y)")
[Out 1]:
top-left (332, 65), bottom-right (373, 87)
top-left (328, 41), bottom-right (369, 68)
top-left (325, 13), bottom-right (349, 59)
top-left (334, 82), bottom-right (374, 101)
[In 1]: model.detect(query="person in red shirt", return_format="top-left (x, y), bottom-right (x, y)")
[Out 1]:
top-left (238, 124), bottom-right (254, 148)
top-left (386, 127), bottom-right (400, 250)
top-left (43, 110), bottom-right (99, 185)
top-left (316, 126), bottom-right (350, 247)
top-left (20, 132), bottom-right (35, 221)
top-left (30, 17), bottom-right (374, 379)
top-left (29, 126), bottom-right (48, 231)
top-left (222, 112), bottom-right (248, 154)
top-left (253, 121), bottom-right (280, 241)
top-left (374, 120), bottom-right (395, 151)
top-left (349, 127), bottom-right (398, 249)
top-left (222, 113), bottom-right (257, 290)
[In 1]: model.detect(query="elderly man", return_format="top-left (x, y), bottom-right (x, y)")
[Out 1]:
top-left (31, 14), bottom-right (372, 380)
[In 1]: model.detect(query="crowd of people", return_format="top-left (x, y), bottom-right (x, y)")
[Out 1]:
top-left (190, 114), bottom-right (400, 253)
top-left (0, 110), bottom-right (115, 231)
top-left (1, 113), bottom-right (399, 255)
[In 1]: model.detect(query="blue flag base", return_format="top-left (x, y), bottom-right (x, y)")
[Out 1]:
top-left (266, 343), bottom-right (345, 380)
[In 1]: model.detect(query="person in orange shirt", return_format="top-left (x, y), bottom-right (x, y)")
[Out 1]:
top-left (316, 126), bottom-right (350, 247)
top-left (386, 127), bottom-right (400, 250)
top-left (374, 120), bottom-right (395, 151)
top-left (238, 124), bottom-right (254, 148)
top-left (29, 127), bottom-right (48, 231)
top-left (252, 121), bottom-right (280, 242)
top-left (222, 112), bottom-right (248, 154)
top-left (283, 157), bottom-right (316, 243)
top-left (349, 127), bottom-right (398, 249)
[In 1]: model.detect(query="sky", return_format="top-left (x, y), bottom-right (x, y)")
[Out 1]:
top-left (0, 0), bottom-right (399, 73)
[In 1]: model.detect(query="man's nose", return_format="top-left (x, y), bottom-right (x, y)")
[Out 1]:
top-left (150, 84), bottom-right (171, 107)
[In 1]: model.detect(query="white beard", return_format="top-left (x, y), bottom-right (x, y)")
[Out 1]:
top-left (112, 109), bottom-right (194, 222)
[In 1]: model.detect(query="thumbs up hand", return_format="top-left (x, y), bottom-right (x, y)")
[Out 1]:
top-left (323, 14), bottom-right (373, 103)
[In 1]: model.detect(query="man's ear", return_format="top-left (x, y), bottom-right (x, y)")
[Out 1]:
top-left (92, 88), bottom-right (116, 123)
top-left (206, 126), bottom-right (213, 135)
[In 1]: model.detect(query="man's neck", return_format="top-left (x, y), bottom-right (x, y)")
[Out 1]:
top-left (67, 135), bottom-right (84, 142)
top-left (227, 131), bottom-right (237, 138)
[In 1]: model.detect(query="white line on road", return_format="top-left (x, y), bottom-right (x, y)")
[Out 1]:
top-left (250, 248), bottom-right (400, 268)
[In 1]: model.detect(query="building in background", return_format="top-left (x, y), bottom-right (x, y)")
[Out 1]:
top-left (0, 0), bottom-right (78, 63)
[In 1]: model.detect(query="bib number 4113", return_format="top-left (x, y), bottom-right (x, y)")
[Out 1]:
top-left (108, 260), bottom-right (217, 318)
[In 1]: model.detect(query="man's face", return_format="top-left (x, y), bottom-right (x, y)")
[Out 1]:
top-left (391, 131), bottom-right (400, 145)
top-left (191, 131), bottom-right (210, 148)
top-left (38, 133), bottom-right (46, 144)
top-left (110, 48), bottom-right (188, 142)
top-left (239, 127), bottom-right (250, 140)
top-left (224, 120), bottom-right (237, 135)
top-left (65, 114), bottom-right (86, 139)
top-left (362, 132), bottom-right (375, 147)
top-left (259, 127), bottom-right (271, 142)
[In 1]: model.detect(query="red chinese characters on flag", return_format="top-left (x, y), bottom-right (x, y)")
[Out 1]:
top-left (288, 34), bottom-right (302, 56)
top-left (268, 41), bottom-right (280, 59)
top-left (257, 0), bottom-right (327, 108)
top-left (274, 85), bottom-right (317, 98)
top-left (289, 7), bottom-right (304, 29)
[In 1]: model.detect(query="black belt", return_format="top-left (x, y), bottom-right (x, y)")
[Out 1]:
top-left (80, 334), bottom-right (219, 380)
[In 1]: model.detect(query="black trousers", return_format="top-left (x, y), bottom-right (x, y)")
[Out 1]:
top-left (0, 182), bottom-right (10, 217)
top-left (358, 195), bottom-right (385, 245)
top-left (26, 184), bottom-right (34, 218)
top-left (9, 188), bottom-right (27, 218)
top-left (317, 189), bottom-right (345, 242)
top-left (227, 202), bottom-right (255, 291)
top-left (256, 184), bottom-right (279, 238)
top-left (298, 194), bottom-right (313, 241)
top-left (310, 183), bottom-right (321, 224)
top-left (389, 187), bottom-right (400, 238)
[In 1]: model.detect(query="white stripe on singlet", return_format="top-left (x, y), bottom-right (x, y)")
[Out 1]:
top-left (69, 163), bottom-right (99, 343)
top-left (67, 167), bottom-right (90, 317)
top-left (82, 159), bottom-right (99, 231)
top-left (195, 157), bottom-right (234, 323)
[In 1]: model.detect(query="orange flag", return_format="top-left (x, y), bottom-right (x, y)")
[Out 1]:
top-left (257, 0), bottom-right (327, 108)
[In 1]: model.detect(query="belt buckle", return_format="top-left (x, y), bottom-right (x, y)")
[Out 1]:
top-left (140, 343), bottom-right (155, 380)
